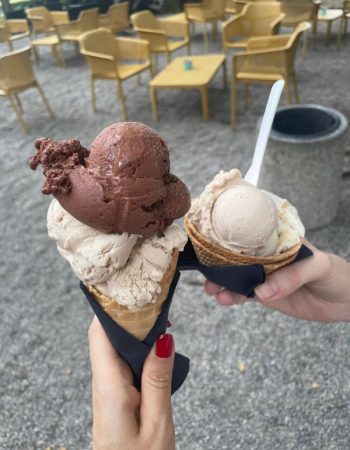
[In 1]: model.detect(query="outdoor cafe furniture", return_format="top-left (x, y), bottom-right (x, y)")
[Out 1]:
top-left (337, 0), bottom-right (350, 48)
top-left (0, 18), bottom-right (30, 51)
top-left (149, 54), bottom-right (227, 121)
top-left (25, 6), bottom-right (69, 36)
top-left (0, 47), bottom-right (54, 133)
top-left (98, 2), bottom-right (130, 34)
top-left (55, 8), bottom-right (99, 47)
top-left (131, 10), bottom-right (190, 71)
top-left (79, 28), bottom-right (152, 120)
top-left (184, 0), bottom-right (226, 50)
top-left (316, 7), bottom-right (343, 46)
top-left (222, 3), bottom-right (285, 54)
top-left (230, 22), bottom-right (310, 127)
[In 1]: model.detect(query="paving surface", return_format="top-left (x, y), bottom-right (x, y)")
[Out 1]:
top-left (0, 20), bottom-right (349, 450)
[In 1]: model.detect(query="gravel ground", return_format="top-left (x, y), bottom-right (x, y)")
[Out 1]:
top-left (0, 19), bottom-right (349, 450)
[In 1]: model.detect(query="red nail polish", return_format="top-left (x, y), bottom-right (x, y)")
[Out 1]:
top-left (166, 320), bottom-right (172, 328)
top-left (156, 333), bottom-right (173, 358)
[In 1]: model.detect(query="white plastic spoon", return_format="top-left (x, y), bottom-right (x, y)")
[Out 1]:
top-left (244, 79), bottom-right (285, 186)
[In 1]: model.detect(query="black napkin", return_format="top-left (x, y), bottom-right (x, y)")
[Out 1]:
top-left (80, 270), bottom-right (190, 395)
top-left (178, 240), bottom-right (313, 298)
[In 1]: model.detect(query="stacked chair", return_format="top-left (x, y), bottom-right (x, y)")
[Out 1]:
top-left (223, 3), bottom-right (285, 53)
top-left (0, 18), bottom-right (30, 51)
top-left (130, 10), bottom-right (190, 71)
top-left (230, 22), bottom-right (311, 127)
top-left (79, 28), bottom-right (152, 120)
top-left (0, 47), bottom-right (54, 133)
top-left (184, 0), bottom-right (226, 49)
top-left (98, 2), bottom-right (130, 34)
top-left (26, 6), bottom-right (68, 66)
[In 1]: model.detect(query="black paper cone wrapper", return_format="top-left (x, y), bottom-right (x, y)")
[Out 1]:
top-left (81, 271), bottom-right (190, 395)
top-left (178, 240), bottom-right (313, 297)
top-left (81, 240), bottom-right (312, 394)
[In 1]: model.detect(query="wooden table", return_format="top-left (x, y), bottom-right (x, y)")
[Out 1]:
top-left (317, 8), bottom-right (343, 46)
top-left (149, 54), bottom-right (227, 121)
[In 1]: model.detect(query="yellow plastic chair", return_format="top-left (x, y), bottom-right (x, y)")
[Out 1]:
top-left (26, 7), bottom-right (65, 66)
top-left (184, 0), bottom-right (226, 50)
top-left (0, 18), bottom-right (30, 51)
top-left (225, 0), bottom-right (238, 16)
top-left (130, 10), bottom-right (190, 68)
top-left (98, 2), bottom-right (130, 33)
top-left (223, 3), bottom-right (285, 54)
top-left (130, 10), bottom-right (190, 71)
top-left (56, 8), bottom-right (99, 44)
top-left (230, 21), bottom-right (311, 127)
top-left (79, 28), bottom-right (152, 120)
top-left (337, 0), bottom-right (350, 48)
top-left (280, 0), bottom-right (320, 47)
top-left (0, 47), bottom-right (54, 133)
top-left (26, 7), bottom-right (69, 35)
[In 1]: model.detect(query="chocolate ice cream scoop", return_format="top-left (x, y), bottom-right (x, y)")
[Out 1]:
top-left (30, 122), bottom-right (191, 237)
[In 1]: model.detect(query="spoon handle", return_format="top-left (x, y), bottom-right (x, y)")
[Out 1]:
top-left (244, 79), bottom-right (285, 186)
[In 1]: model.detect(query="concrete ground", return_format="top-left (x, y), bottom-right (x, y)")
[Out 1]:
top-left (0, 18), bottom-right (349, 450)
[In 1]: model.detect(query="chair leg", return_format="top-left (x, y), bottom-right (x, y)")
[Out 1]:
top-left (14, 94), bottom-right (23, 113)
top-left (186, 42), bottom-right (191, 56)
top-left (292, 73), bottom-right (300, 103)
top-left (116, 80), bottom-right (128, 121)
top-left (32, 45), bottom-right (40, 63)
top-left (211, 21), bottom-right (217, 40)
top-left (202, 23), bottom-right (208, 51)
top-left (90, 77), bottom-right (97, 112)
top-left (337, 17), bottom-right (344, 49)
top-left (8, 94), bottom-right (29, 133)
top-left (166, 51), bottom-right (171, 64)
top-left (8, 41), bottom-right (13, 51)
top-left (230, 78), bottom-right (237, 128)
top-left (154, 53), bottom-right (158, 72)
top-left (36, 83), bottom-right (55, 118)
top-left (284, 77), bottom-right (292, 104)
top-left (244, 83), bottom-right (249, 110)
top-left (302, 31), bottom-right (308, 60)
top-left (52, 45), bottom-right (65, 67)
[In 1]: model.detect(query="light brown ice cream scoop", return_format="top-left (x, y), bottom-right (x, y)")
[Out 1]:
top-left (29, 122), bottom-right (191, 237)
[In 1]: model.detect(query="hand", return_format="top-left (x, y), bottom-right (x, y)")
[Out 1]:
top-left (89, 316), bottom-right (175, 450)
top-left (205, 244), bottom-right (350, 323)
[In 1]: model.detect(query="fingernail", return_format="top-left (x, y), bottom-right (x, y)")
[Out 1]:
top-left (156, 333), bottom-right (173, 358)
top-left (255, 281), bottom-right (277, 301)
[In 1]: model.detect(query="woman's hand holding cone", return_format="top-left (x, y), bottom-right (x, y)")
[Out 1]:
top-left (89, 316), bottom-right (175, 450)
top-left (205, 243), bottom-right (350, 323)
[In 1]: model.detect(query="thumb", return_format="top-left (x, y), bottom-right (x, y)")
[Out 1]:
top-left (255, 248), bottom-right (330, 303)
top-left (141, 333), bottom-right (175, 426)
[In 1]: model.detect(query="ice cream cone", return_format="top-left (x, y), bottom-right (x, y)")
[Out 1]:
top-left (184, 217), bottom-right (302, 274)
top-left (86, 251), bottom-right (179, 340)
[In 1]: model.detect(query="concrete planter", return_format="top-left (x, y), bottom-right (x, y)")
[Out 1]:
top-left (259, 104), bottom-right (348, 230)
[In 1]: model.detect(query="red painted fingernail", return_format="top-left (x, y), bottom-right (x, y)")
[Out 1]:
top-left (156, 333), bottom-right (173, 358)
top-left (166, 320), bottom-right (172, 328)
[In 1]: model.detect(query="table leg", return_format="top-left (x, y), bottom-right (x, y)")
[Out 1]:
top-left (200, 86), bottom-right (209, 121)
top-left (222, 59), bottom-right (227, 89)
top-left (325, 21), bottom-right (332, 46)
top-left (150, 86), bottom-right (158, 122)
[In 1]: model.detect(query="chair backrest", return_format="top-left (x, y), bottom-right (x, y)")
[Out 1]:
top-left (109, 2), bottom-right (129, 21)
top-left (240, 3), bottom-right (282, 35)
top-left (80, 28), bottom-right (117, 58)
top-left (78, 8), bottom-right (99, 32)
top-left (26, 6), bottom-right (52, 33)
top-left (280, 0), bottom-right (315, 23)
top-left (130, 10), bottom-right (159, 30)
top-left (0, 47), bottom-right (35, 92)
top-left (201, 0), bottom-right (226, 14)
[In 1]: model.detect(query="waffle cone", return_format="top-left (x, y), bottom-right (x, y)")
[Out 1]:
top-left (184, 216), bottom-right (302, 274)
top-left (86, 251), bottom-right (179, 341)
